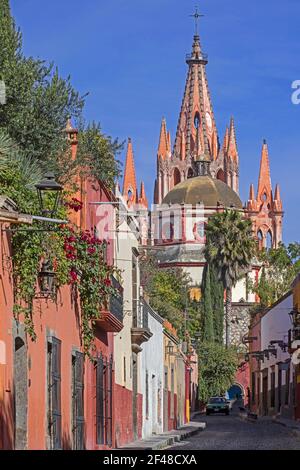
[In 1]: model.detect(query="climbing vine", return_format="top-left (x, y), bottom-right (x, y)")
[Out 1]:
top-left (11, 199), bottom-right (118, 357)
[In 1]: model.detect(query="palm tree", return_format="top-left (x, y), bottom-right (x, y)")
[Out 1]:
top-left (205, 209), bottom-right (256, 348)
top-left (0, 129), bottom-right (42, 190)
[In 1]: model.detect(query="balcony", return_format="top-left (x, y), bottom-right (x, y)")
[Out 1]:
top-left (96, 275), bottom-right (124, 333)
top-left (131, 300), bottom-right (153, 354)
top-left (185, 52), bottom-right (208, 65)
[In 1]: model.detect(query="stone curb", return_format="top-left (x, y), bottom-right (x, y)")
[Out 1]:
top-left (238, 412), bottom-right (258, 423)
top-left (271, 418), bottom-right (300, 439)
top-left (119, 423), bottom-right (206, 450)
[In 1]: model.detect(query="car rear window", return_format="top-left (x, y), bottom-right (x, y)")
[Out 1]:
top-left (209, 398), bottom-right (225, 404)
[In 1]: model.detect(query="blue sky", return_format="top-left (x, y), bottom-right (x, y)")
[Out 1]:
top-left (11, 0), bottom-right (300, 243)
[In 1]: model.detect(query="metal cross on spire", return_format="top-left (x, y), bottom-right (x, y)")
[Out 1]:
top-left (190, 6), bottom-right (204, 35)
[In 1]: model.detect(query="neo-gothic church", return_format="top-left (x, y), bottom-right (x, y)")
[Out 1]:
top-left (122, 30), bottom-right (283, 253)
top-left (121, 23), bottom-right (284, 355)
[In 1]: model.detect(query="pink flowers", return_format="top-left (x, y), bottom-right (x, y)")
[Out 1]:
top-left (88, 246), bottom-right (96, 255)
top-left (69, 270), bottom-right (78, 284)
top-left (65, 198), bottom-right (83, 212)
top-left (104, 278), bottom-right (112, 287)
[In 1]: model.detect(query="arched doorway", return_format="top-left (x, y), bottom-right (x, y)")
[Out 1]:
top-left (227, 383), bottom-right (244, 401)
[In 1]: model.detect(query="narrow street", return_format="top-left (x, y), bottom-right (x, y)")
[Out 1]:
top-left (170, 404), bottom-right (300, 450)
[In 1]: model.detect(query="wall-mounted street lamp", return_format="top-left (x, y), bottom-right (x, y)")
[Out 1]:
top-left (166, 340), bottom-right (175, 356)
top-left (38, 259), bottom-right (56, 297)
top-left (35, 172), bottom-right (63, 218)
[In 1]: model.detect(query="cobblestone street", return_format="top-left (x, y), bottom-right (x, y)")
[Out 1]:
top-left (170, 405), bottom-right (300, 450)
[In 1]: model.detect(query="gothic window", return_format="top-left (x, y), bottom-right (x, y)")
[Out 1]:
top-left (193, 221), bottom-right (206, 243)
top-left (216, 169), bottom-right (225, 183)
top-left (187, 167), bottom-right (194, 179)
top-left (257, 230), bottom-right (263, 241)
top-left (266, 231), bottom-right (273, 250)
top-left (194, 112), bottom-right (200, 129)
top-left (173, 168), bottom-right (181, 187)
top-left (160, 172), bottom-right (164, 198)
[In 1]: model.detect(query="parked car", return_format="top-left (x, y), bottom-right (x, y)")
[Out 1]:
top-left (206, 397), bottom-right (230, 415)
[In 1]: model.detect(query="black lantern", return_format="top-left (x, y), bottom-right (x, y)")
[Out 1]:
top-left (289, 308), bottom-right (300, 326)
top-left (166, 340), bottom-right (174, 356)
top-left (38, 260), bottom-right (55, 296)
top-left (35, 172), bottom-right (63, 217)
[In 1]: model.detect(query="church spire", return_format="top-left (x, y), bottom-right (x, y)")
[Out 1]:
top-left (138, 181), bottom-right (148, 208)
top-left (257, 139), bottom-right (272, 201)
top-left (123, 138), bottom-right (137, 207)
top-left (227, 117), bottom-right (238, 162)
top-left (157, 118), bottom-right (170, 159)
top-left (173, 18), bottom-right (218, 163)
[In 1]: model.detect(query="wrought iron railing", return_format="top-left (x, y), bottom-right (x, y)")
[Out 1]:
top-left (109, 275), bottom-right (123, 323)
top-left (133, 299), bottom-right (150, 330)
top-left (186, 52), bottom-right (208, 62)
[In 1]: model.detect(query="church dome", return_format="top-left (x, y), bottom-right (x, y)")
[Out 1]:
top-left (162, 176), bottom-right (243, 208)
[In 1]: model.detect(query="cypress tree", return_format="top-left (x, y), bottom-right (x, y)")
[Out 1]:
top-left (201, 264), bottom-right (214, 342)
top-left (210, 264), bottom-right (224, 344)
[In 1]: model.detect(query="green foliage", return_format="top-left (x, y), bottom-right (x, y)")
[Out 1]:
top-left (198, 341), bottom-right (238, 403)
top-left (59, 226), bottom-right (116, 357)
top-left (0, 131), bottom-right (117, 356)
top-left (201, 264), bottom-right (214, 342)
top-left (140, 254), bottom-right (201, 338)
top-left (210, 264), bottom-right (224, 343)
top-left (76, 122), bottom-right (122, 189)
top-left (250, 243), bottom-right (300, 307)
top-left (0, 1), bottom-right (84, 170)
top-left (205, 209), bottom-right (256, 346)
top-left (205, 210), bottom-right (256, 290)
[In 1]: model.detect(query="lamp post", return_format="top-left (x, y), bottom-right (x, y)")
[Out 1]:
top-left (35, 172), bottom-right (63, 297)
top-left (288, 308), bottom-right (300, 341)
top-left (166, 340), bottom-right (175, 357)
top-left (38, 259), bottom-right (56, 297)
top-left (35, 172), bottom-right (63, 217)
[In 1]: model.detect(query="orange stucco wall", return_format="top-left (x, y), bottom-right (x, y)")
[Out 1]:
top-left (0, 178), bottom-right (116, 450)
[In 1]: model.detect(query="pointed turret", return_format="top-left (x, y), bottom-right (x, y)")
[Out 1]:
top-left (167, 131), bottom-right (171, 153)
top-left (247, 184), bottom-right (257, 211)
top-left (123, 138), bottom-right (137, 207)
top-left (138, 181), bottom-right (148, 209)
top-left (247, 140), bottom-right (283, 249)
top-left (173, 32), bottom-right (218, 162)
top-left (65, 117), bottom-right (78, 160)
top-left (273, 184), bottom-right (283, 212)
top-left (157, 118), bottom-right (170, 160)
top-left (249, 183), bottom-right (255, 201)
top-left (222, 127), bottom-right (229, 153)
top-left (227, 117), bottom-right (238, 162)
top-left (257, 140), bottom-right (272, 202)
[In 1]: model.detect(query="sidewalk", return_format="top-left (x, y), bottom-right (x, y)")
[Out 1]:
top-left (119, 421), bottom-right (206, 450)
top-left (239, 410), bottom-right (300, 438)
top-left (271, 416), bottom-right (300, 438)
